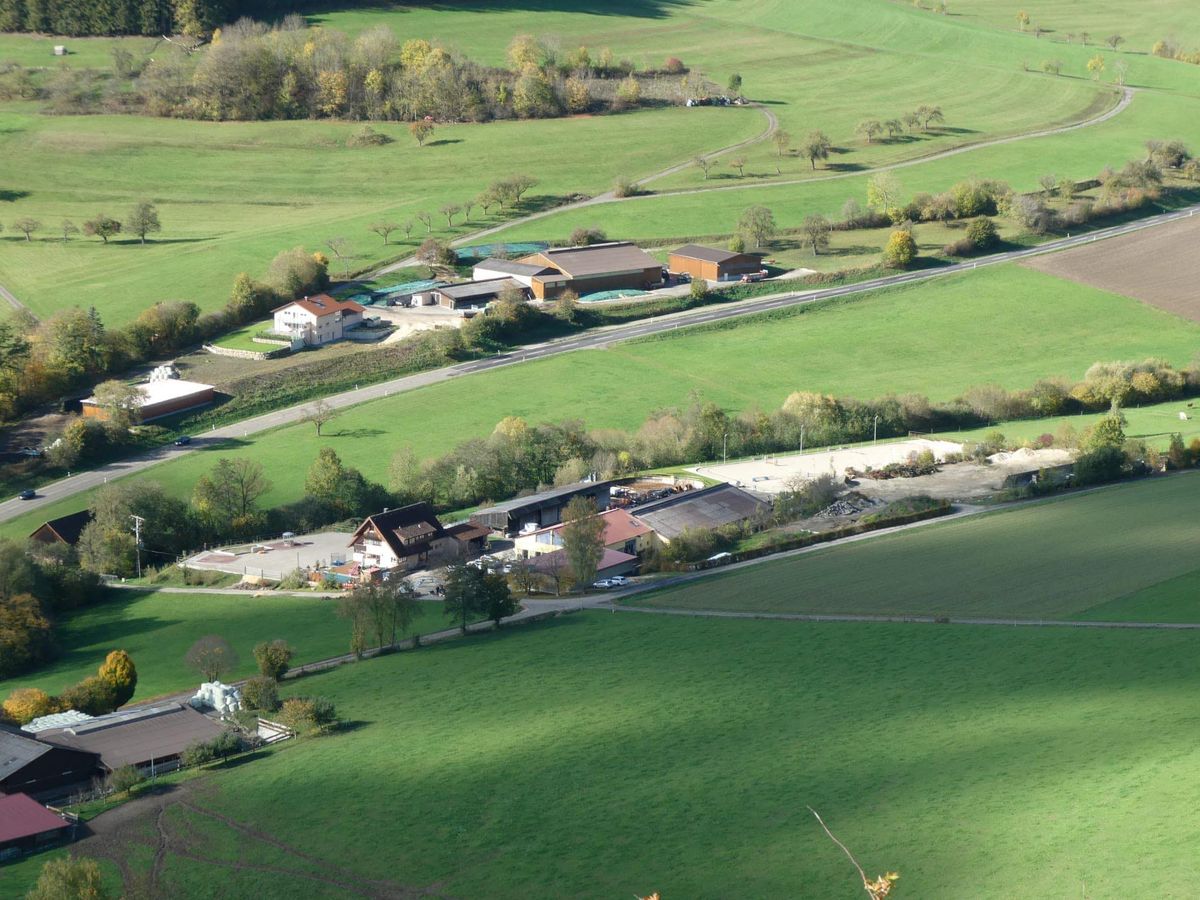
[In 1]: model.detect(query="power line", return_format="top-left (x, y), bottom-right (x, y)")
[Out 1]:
top-left (130, 515), bottom-right (145, 579)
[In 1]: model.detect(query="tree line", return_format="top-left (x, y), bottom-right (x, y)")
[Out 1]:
top-left (0, 0), bottom-right (285, 37)
top-left (1, 18), bottom-right (664, 123)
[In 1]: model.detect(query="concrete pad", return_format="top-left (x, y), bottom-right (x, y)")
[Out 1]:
top-left (185, 531), bottom-right (354, 581)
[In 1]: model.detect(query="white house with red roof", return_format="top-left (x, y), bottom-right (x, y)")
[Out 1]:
top-left (512, 507), bottom-right (656, 560)
top-left (272, 294), bottom-right (365, 346)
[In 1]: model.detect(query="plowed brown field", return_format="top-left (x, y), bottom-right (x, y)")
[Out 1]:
top-left (1022, 215), bottom-right (1200, 321)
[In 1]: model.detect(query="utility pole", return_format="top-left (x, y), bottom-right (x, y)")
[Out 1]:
top-left (873, 416), bottom-right (879, 445)
top-left (130, 514), bottom-right (145, 579)
top-left (722, 432), bottom-right (728, 465)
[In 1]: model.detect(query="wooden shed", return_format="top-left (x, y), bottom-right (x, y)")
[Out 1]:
top-left (668, 244), bottom-right (764, 281)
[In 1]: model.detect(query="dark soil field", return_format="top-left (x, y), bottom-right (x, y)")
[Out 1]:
top-left (1022, 215), bottom-right (1200, 321)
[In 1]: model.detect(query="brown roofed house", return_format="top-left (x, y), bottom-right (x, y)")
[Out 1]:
top-left (516, 241), bottom-right (663, 299)
top-left (29, 509), bottom-right (93, 550)
top-left (348, 503), bottom-right (460, 572)
top-left (668, 244), bottom-right (764, 282)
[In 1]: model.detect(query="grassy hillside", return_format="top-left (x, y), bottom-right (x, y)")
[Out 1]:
top-left (638, 474), bottom-right (1200, 620)
top-left (5, 0), bottom-right (1187, 323)
top-left (4, 263), bottom-right (1199, 537)
top-left (0, 104), bottom-right (755, 325)
top-left (0, 589), bottom-right (454, 702)
top-left (7, 612), bottom-right (1200, 897)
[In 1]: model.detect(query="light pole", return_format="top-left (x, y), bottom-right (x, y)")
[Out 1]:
top-left (873, 415), bottom-right (879, 444)
top-left (800, 424), bottom-right (805, 454)
top-left (722, 432), bottom-right (728, 465)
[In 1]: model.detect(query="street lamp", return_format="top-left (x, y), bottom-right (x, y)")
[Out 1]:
top-left (873, 415), bottom-right (880, 444)
top-left (722, 432), bottom-right (728, 465)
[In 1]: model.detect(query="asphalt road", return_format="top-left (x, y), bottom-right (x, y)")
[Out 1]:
top-left (2, 200), bottom-right (1196, 526)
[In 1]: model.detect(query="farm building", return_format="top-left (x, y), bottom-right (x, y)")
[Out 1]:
top-left (348, 503), bottom-right (463, 572)
top-left (471, 258), bottom-right (558, 289)
top-left (445, 521), bottom-right (491, 556)
top-left (531, 547), bottom-right (639, 581)
top-left (631, 483), bottom-right (770, 542)
top-left (431, 278), bottom-right (526, 312)
top-left (0, 793), bottom-right (75, 861)
top-left (0, 726), bottom-right (99, 800)
top-left (515, 242), bottom-right (663, 299)
top-left (38, 703), bottom-right (226, 775)
top-left (668, 244), bottom-right (765, 281)
top-left (28, 509), bottom-right (93, 550)
top-left (20, 711), bottom-right (94, 735)
top-left (470, 480), bottom-right (614, 535)
top-left (513, 508), bottom-right (656, 560)
top-left (81, 378), bottom-right (215, 422)
top-left (272, 294), bottom-right (365, 346)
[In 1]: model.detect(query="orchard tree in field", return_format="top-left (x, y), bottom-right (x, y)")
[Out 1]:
top-left (127, 201), bottom-right (161, 244)
top-left (1015, 10), bottom-right (1030, 31)
top-left (26, 856), bottom-right (111, 900)
top-left (11, 217), bottom-right (40, 241)
top-left (801, 130), bottom-right (831, 169)
top-left (915, 104), bottom-right (944, 131)
top-left (772, 129), bottom-right (791, 157)
top-left (884, 119), bottom-right (904, 139)
top-left (409, 119), bottom-right (435, 146)
top-left (440, 203), bottom-right (462, 226)
top-left (369, 221), bottom-right (400, 244)
top-left (966, 216), bottom-right (999, 249)
top-left (694, 155), bottom-right (714, 180)
top-left (560, 495), bottom-right (606, 589)
top-left (186, 635), bottom-right (238, 683)
top-left (1105, 34), bottom-right (1124, 50)
top-left (727, 72), bottom-right (742, 93)
top-left (856, 119), bottom-right (883, 144)
top-left (302, 398), bottom-right (338, 437)
top-left (1087, 54), bottom-right (1106, 79)
top-left (737, 204), bottom-right (777, 249)
top-left (83, 213), bottom-right (121, 243)
top-left (801, 214), bottom-right (833, 255)
top-left (416, 237), bottom-right (454, 267)
top-left (866, 172), bottom-right (902, 214)
top-left (729, 156), bottom-right (747, 177)
top-left (882, 229), bottom-right (917, 269)
top-left (60, 219), bottom-right (79, 242)
top-left (1038, 173), bottom-right (1058, 194)
top-left (415, 210), bottom-right (433, 233)
top-left (324, 236), bottom-right (353, 277)
top-left (1112, 59), bottom-right (1129, 85)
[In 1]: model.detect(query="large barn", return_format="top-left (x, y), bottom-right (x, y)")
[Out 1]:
top-left (668, 244), bottom-right (765, 281)
top-left (470, 480), bottom-right (614, 535)
top-left (0, 726), bottom-right (99, 800)
top-left (514, 242), bottom-right (663, 299)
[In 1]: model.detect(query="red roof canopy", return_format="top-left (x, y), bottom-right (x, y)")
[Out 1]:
top-left (0, 793), bottom-right (68, 843)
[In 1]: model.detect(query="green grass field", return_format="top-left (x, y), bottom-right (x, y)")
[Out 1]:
top-left (0, 589), bottom-right (455, 702)
top-left (6, 0), bottom-right (1197, 325)
top-left (3, 262), bottom-right (1198, 538)
top-left (638, 474), bottom-right (1200, 620)
top-left (211, 319), bottom-right (281, 353)
top-left (7, 611), bottom-right (1200, 897)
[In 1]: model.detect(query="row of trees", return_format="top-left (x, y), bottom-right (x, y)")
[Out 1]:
top-left (0, 0), bottom-right (282, 36)
top-left (13, 19), bottom-right (659, 123)
top-left (0, 202), bottom-right (161, 246)
top-left (385, 357), bottom-right (1200, 514)
top-left (0, 244), bottom-right (327, 425)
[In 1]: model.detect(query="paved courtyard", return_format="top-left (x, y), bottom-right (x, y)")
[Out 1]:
top-left (185, 531), bottom-right (354, 581)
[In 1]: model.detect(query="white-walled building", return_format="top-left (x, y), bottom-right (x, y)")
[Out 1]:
top-left (272, 294), bottom-right (365, 346)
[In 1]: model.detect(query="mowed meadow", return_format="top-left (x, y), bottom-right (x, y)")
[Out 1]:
top-left (7, 611), bottom-right (1200, 898)
top-left (637, 474), bottom-right (1200, 621)
top-left (5, 0), bottom-right (1197, 322)
top-left (3, 262), bottom-right (1199, 538)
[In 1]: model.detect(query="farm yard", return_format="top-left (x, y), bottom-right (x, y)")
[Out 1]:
top-left (635, 474), bottom-right (1200, 621)
top-left (4, 262), bottom-right (1200, 539)
top-left (1022, 214), bottom-right (1200, 321)
top-left (6, 611), bottom-right (1200, 898)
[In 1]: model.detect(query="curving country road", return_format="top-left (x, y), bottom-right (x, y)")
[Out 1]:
top-left (2, 198), bottom-right (1196, 527)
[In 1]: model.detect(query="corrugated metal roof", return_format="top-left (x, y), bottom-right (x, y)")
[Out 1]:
top-left (530, 242), bottom-right (660, 278)
top-left (473, 480), bottom-right (614, 517)
top-left (436, 278), bottom-right (522, 300)
top-left (0, 728), bottom-right (51, 781)
top-left (39, 703), bottom-right (225, 770)
top-left (671, 243), bottom-right (758, 264)
top-left (473, 259), bottom-right (554, 277)
top-left (632, 484), bottom-right (769, 540)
